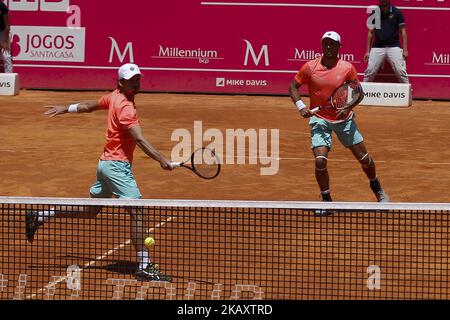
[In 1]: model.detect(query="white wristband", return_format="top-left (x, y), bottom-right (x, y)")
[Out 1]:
top-left (295, 100), bottom-right (307, 111)
top-left (68, 104), bottom-right (79, 113)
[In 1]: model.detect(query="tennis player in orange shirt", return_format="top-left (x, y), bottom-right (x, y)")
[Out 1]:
top-left (26, 64), bottom-right (173, 281)
top-left (289, 32), bottom-right (389, 210)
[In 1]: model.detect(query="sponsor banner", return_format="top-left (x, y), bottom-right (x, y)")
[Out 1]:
top-left (154, 45), bottom-right (223, 65)
top-left (0, 73), bottom-right (20, 96)
top-left (11, 26), bottom-right (85, 62)
top-left (7, 0), bottom-right (450, 99)
top-left (215, 77), bottom-right (268, 88)
top-left (3, 0), bottom-right (70, 12)
top-left (360, 82), bottom-right (412, 107)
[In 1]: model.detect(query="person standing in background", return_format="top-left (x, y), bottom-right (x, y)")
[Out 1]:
top-left (0, 0), bottom-right (12, 73)
top-left (364, 0), bottom-right (408, 83)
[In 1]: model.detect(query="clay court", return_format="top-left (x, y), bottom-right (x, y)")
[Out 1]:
top-left (1, 90), bottom-right (449, 202)
top-left (1, 91), bottom-right (449, 300)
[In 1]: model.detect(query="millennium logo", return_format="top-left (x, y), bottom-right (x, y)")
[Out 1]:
top-left (291, 49), bottom-right (355, 62)
top-left (432, 52), bottom-right (450, 65)
top-left (156, 45), bottom-right (220, 64)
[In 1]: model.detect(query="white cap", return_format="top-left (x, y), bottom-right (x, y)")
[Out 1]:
top-left (321, 31), bottom-right (341, 44)
top-left (118, 63), bottom-right (142, 80)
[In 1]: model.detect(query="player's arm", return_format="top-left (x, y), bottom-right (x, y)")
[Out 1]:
top-left (350, 84), bottom-right (365, 110)
top-left (400, 26), bottom-right (408, 60)
top-left (348, 76), bottom-right (364, 108)
top-left (364, 29), bottom-right (375, 62)
top-left (336, 69), bottom-right (365, 119)
top-left (289, 78), bottom-right (313, 119)
top-left (44, 101), bottom-right (101, 117)
top-left (128, 125), bottom-right (173, 170)
top-left (396, 9), bottom-right (408, 61)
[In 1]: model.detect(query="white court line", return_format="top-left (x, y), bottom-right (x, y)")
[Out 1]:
top-left (234, 155), bottom-right (388, 163)
top-left (236, 156), bottom-right (449, 165)
top-left (0, 149), bottom-right (89, 154)
top-left (0, 150), bottom-right (384, 163)
top-left (200, 2), bottom-right (450, 11)
top-left (2, 149), bottom-right (450, 165)
top-left (425, 63), bottom-right (450, 66)
top-left (25, 216), bottom-right (176, 300)
top-left (401, 74), bottom-right (450, 78)
top-left (358, 72), bottom-right (450, 79)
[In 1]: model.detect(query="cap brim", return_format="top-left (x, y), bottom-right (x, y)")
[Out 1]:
top-left (121, 72), bottom-right (143, 80)
top-left (321, 37), bottom-right (340, 43)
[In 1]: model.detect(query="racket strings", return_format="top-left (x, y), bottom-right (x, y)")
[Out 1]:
top-left (191, 148), bottom-right (221, 179)
top-left (332, 82), bottom-right (362, 110)
top-left (332, 87), bottom-right (349, 109)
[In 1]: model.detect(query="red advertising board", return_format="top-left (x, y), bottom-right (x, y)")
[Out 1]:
top-left (5, 0), bottom-right (450, 99)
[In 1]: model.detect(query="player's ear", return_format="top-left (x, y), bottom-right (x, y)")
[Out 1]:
top-left (118, 80), bottom-right (123, 87)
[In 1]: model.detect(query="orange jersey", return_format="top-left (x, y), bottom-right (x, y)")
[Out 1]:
top-left (295, 58), bottom-right (359, 122)
top-left (98, 90), bottom-right (140, 162)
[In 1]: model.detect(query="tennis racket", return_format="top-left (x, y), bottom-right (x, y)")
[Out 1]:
top-left (311, 81), bottom-right (363, 113)
top-left (171, 147), bottom-right (221, 179)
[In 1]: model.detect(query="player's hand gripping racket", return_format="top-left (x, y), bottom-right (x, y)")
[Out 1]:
top-left (311, 81), bottom-right (363, 115)
top-left (171, 147), bottom-right (221, 179)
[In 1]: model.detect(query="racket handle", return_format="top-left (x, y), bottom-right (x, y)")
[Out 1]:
top-left (171, 162), bottom-right (182, 168)
top-left (311, 107), bottom-right (319, 113)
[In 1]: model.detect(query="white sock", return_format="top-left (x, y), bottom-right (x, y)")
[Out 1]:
top-left (37, 208), bottom-right (56, 223)
top-left (138, 251), bottom-right (151, 270)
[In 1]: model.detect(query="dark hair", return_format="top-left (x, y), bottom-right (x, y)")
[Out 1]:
top-left (117, 79), bottom-right (124, 92)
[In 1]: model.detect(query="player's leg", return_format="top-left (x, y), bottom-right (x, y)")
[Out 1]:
top-left (25, 204), bottom-right (102, 242)
top-left (363, 48), bottom-right (387, 82)
top-left (86, 160), bottom-right (111, 216)
top-left (349, 142), bottom-right (389, 202)
top-left (2, 51), bottom-right (13, 73)
top-left (347, 140), bottom-right (389, 203)
top-left (309, 117), bottom-right (335, 216)
top-left (310, 116), bottom-right (333, 202)
top-left (349, 141), bottom-right (376, 179)
top-left (334, 118), bottom-right (389, 202)
top-left (31, 159), bottom-right (108, 227)
top-left (313, 146), bottom-right (331, 201)
top-left (128, 206), bottom-right (171, 282)
top-left (386, 47), bottom-right (409, 84)
top-left (25, 162), bottom-right (106, 243)
top-left (312, 146), bottom-right (334, 216)
top-left (103, 161), bottom-right (143, 255)
top-left (106, 160), bottom-right (171, 281)
top-left (0, 31), bottom-right (13, 73)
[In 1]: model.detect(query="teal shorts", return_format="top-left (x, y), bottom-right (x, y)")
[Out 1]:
top-left (309, 116), bottom-right (364, 150)
top-left (90, 160), bottom-right (142, 199)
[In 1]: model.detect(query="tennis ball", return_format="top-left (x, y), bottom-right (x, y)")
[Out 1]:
top-left (144, 237), bottom-right (155, 247)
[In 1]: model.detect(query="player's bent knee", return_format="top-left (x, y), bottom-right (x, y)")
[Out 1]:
top-left (315, 155), bottom-right (328, 171)
top-left (359, 153), bottom-right (372, 168)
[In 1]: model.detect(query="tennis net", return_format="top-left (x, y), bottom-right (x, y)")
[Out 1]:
top-left (1, 197), bottom-right (449, 300)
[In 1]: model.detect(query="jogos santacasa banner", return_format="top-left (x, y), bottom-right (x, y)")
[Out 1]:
top-left (5, 0), bottom-right (450, 99)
